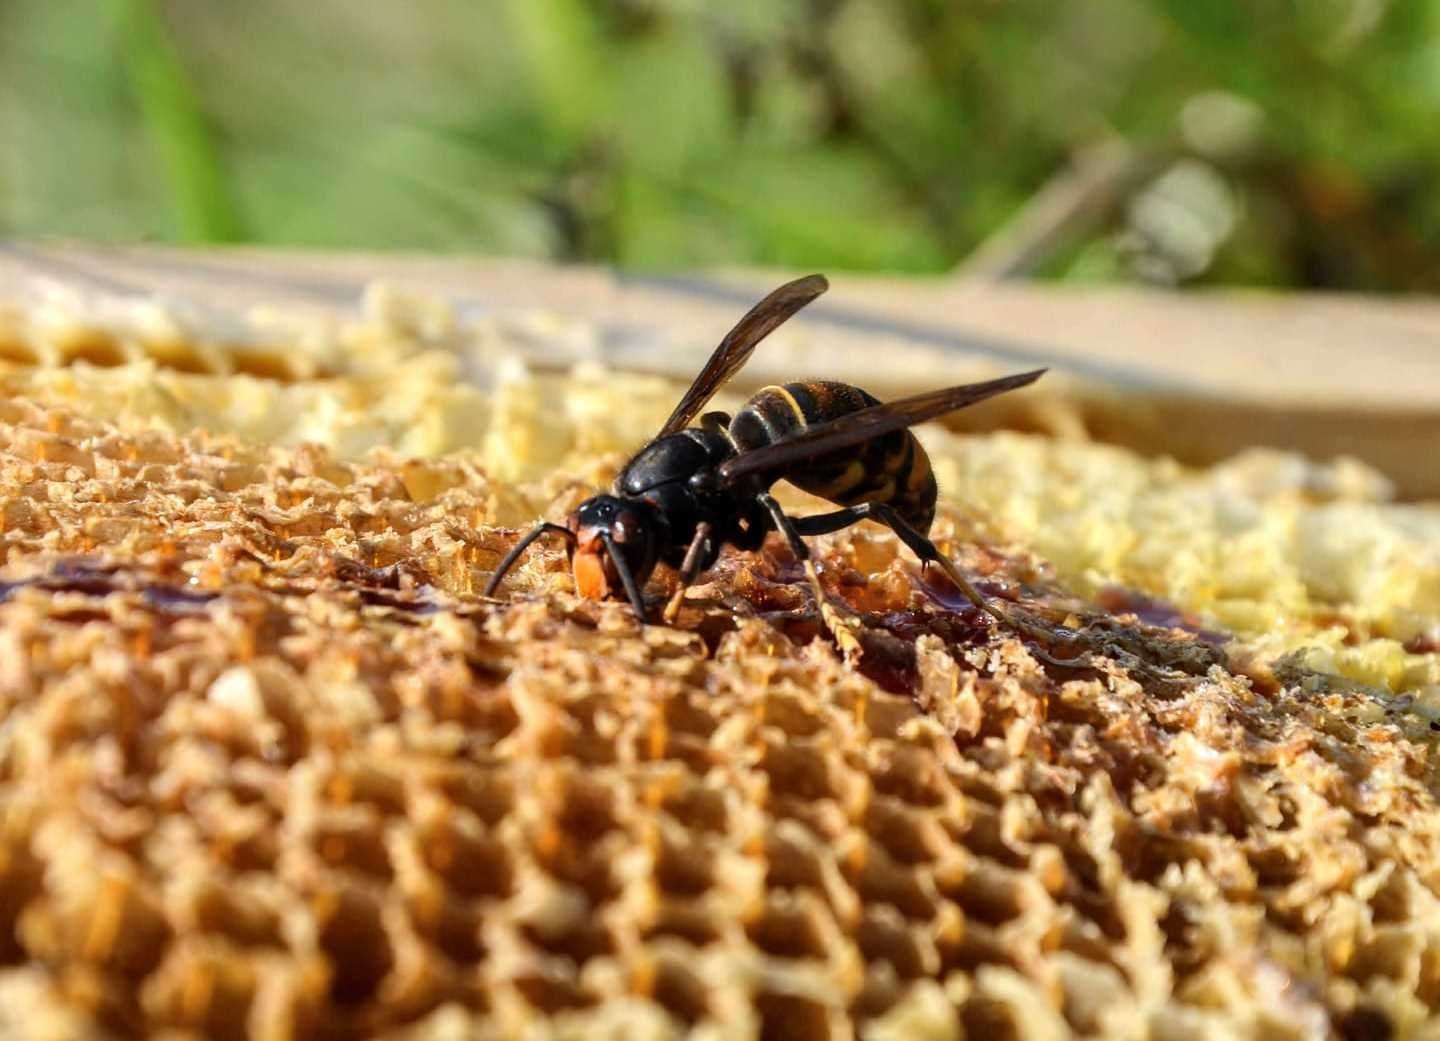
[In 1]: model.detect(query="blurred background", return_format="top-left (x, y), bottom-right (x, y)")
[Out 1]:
top-left (3, 0), bottom-right (1438, 292)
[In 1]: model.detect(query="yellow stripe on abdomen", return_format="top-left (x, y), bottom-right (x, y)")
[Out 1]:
top-left (772, 385), bottom-right (809, 428)
top-left (804, 459), bottom-right (868, 500)
top-left (906, 446), bottom-right (933, 494)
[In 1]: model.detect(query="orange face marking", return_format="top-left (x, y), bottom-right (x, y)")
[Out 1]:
top-left (572, 525), bottom-right (614, 600)
top-left (573, 551), bottom-right (609, 599)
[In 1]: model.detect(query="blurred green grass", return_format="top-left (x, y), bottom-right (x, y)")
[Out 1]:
top-left (2, 0), bottom-right (1438, 290)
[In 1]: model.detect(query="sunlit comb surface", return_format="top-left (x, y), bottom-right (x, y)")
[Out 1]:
top-left (0, 284), bottom-right (1436, 1039)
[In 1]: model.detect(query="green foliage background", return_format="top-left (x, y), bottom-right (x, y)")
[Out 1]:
top-left (3, 0), bottom-right (1438, 290)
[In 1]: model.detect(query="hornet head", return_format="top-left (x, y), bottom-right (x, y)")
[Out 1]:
top-left (566, 495), bottom-right (662, 618)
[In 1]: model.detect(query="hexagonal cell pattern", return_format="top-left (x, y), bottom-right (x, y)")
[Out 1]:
top-left (0, 398), bottom-right (1437, 1040)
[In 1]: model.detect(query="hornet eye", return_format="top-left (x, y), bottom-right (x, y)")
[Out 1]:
top-left (613, 510), bottom-right (643, 543)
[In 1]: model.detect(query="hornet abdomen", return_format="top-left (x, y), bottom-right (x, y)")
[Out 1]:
top-left (729, 380), bottom-right (938, 533)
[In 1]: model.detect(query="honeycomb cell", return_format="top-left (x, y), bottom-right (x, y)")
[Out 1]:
top-left (314, 888), bottom-right (393, 1007)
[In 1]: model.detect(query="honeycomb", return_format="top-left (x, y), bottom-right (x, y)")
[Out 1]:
top-left (3, 278), bottom-right (1437, 706)
top-left (2, 276), bottom-right (1440, 1038)
top-left (2, 384), bottom-right (1440, 1041)
top-left (918, 429), bottom-right (1440, 701)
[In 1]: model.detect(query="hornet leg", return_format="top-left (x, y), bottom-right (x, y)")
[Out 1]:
top-left (482, 522), bottom-right (575, 598)
top-left (792, 503), bottom-right (1008, 625)
top-left (756, 492), bottom-right (864, 659)
top-left (663, 521), bottom-right (715, 623)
